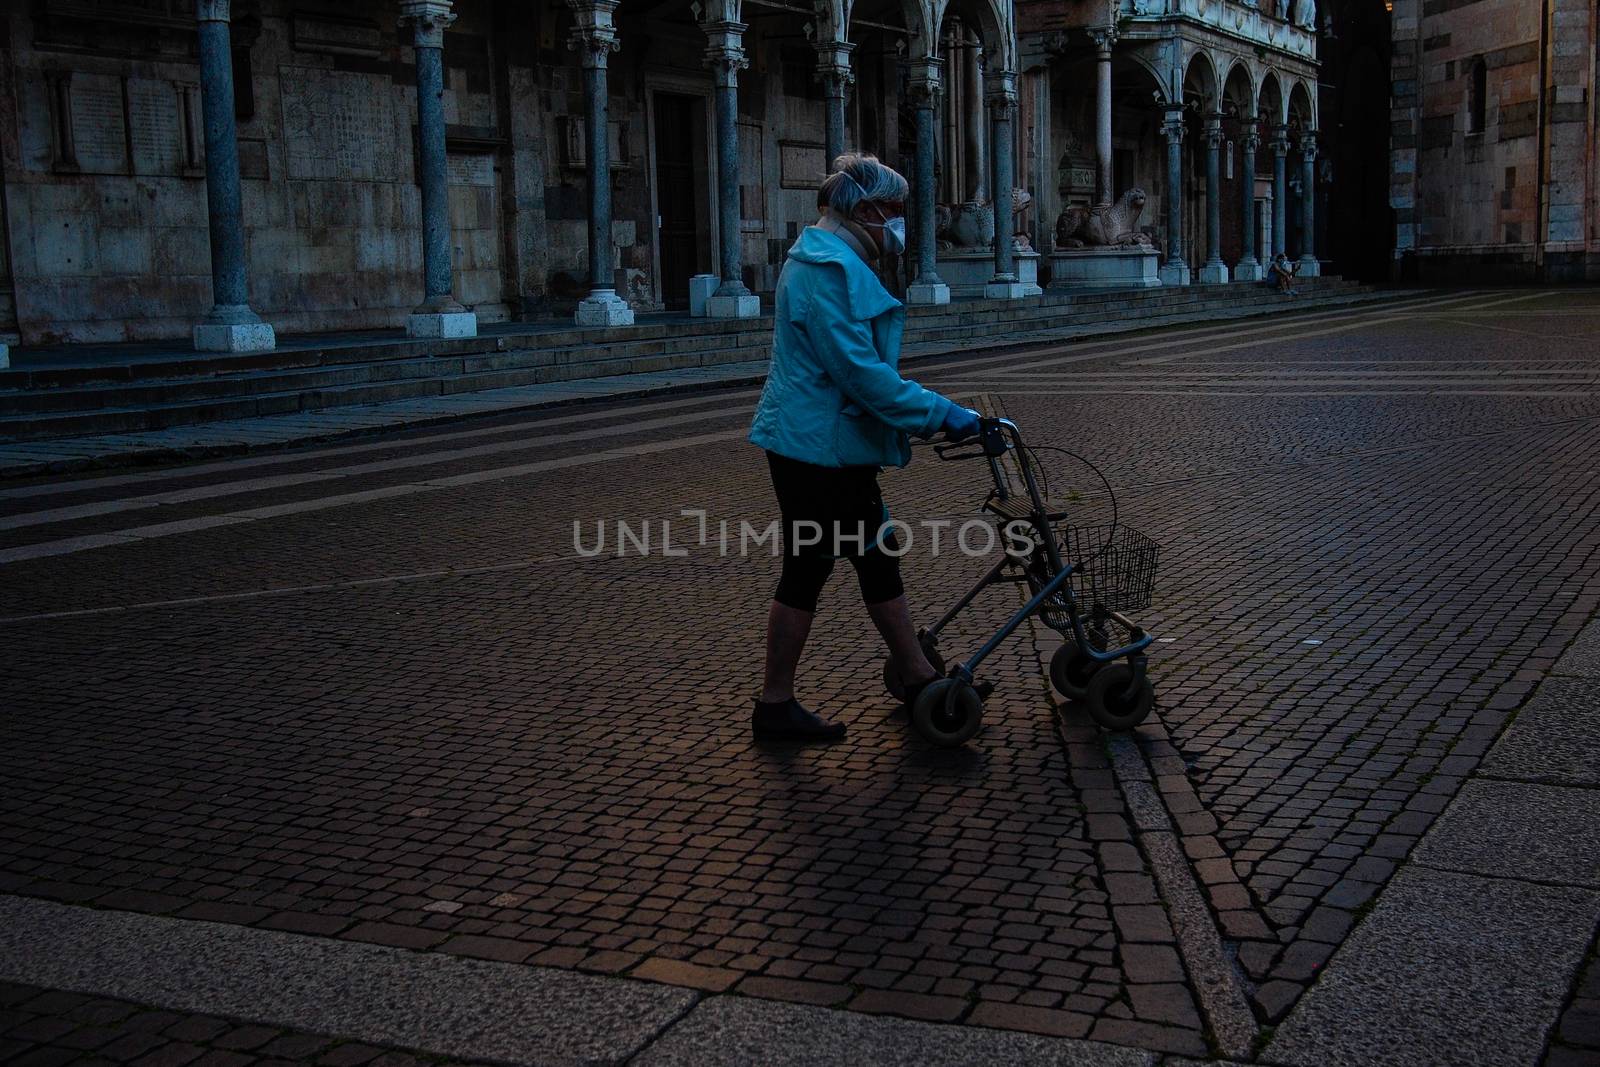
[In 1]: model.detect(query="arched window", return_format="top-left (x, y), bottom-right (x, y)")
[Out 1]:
top-left (1467, 57), bottom-right (1487, 134)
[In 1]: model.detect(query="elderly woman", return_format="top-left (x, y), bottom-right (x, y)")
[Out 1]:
top-left (748, 153), bottom-right (981, 742)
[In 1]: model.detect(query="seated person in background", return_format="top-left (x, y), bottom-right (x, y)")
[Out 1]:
top-left (1269, 253), bottom-right (1299, 296)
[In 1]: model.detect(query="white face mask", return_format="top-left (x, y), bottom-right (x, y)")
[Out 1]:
top-left (843, 173), bottom-right (907, 255)
top-left (873, 216), bottom-right (907, 255)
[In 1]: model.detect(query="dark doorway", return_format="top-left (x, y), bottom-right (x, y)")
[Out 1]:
top-left (653, 92), bottom-right (708, 309)
top-left (1320, 0), bottom-right (1394, 282)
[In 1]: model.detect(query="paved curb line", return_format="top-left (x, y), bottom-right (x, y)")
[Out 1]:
top-left (1105, 734), bottom-right (1259, 1061)
top-left (0, 290), bottom-right (1403, 480)
top-left (0, 894), bottom-right (1156, 1067)
top-left (1265, 614), bottom-right (1600, 1067)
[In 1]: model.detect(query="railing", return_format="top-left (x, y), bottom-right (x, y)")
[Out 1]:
top-left (1117, 0), bottom-right (1317, 58)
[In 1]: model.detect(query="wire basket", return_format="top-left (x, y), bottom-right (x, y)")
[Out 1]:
top-left (1025, 523), bottom-right (1160, 637)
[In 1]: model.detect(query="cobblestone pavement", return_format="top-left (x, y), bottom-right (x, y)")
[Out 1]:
top-left (3, 289), bottom-right (1599, 1063)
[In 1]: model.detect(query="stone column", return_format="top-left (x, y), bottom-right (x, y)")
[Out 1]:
top-left (1198, 115), bottom-right (1229, 284)
top-left (962, 28), bottom-right (986, 203)
top-left (192, 0), bottom-right (274, 353)
top-left (1298, 132), bottom-right (1321, 276)
top-left (701, 17), bottom-right (760, 318)
top-left (1234, 125), bottom-right (1262, 281)
top-left (1090, 27), bottom-right (1115, 205)
top-left (984, 71), bottom-right (1022, 299)
top-left (569, 0), bottom-right (633, 327)
top-left (1270, 124), bottom-right (1289, 258)
top-left (402, 1), bottom-right (475, 338)
top-left (1158, 105), bottom-right (1190, 286)
top-left (813, 42), bottom-right (854, 166)
top-left (906, 60), bottom-right (949, 305)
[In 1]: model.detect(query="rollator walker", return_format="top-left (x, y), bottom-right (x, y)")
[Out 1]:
top-left (884, 417), bottom-right (1161, 747)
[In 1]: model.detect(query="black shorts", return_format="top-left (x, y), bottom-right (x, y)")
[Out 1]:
top-left (765, 451), bottom-right (904, 609)
top-left (766, 451), bottom-right (895, 558)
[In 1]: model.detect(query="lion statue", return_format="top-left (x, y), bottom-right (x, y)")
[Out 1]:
top-left (1054, 187), bottom-right (1160, 252)
top-left (937, 189), bottom-right (1036, 251)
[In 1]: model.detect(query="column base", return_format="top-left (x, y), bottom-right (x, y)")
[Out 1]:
top-left (193, 321), bottom-right (276, 353)
top-left (1234, 259), bottom-right (1264, 282)
top-left (906, 280), bottom-right (950, 305)
top-left (407, 310), bottom-right (478, 339)
top-left (1198, 261), bottom-right (1231, 285)
top-left (1298, 256), bottom-right (1322, 277)
top-left (984, 279), bottom-right (1026, 300)
top-left (1158, 261), bottom-right (1192, 286)
top-left (705, 292), bottom-right (761, 319)
top-left (575, 289), bottom-right (635, 327)
top-left (688, 274), bottom-right (720, 317)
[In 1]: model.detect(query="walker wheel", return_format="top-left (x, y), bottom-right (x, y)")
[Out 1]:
top-left (883, 636), bottom-right (947, 701)
top-left (911, 678), bottom-right (984, 748)
top-left (1049, 640), bottom-right (1103, 701)
top-left (1083, 665), bottom-right (1154, 731)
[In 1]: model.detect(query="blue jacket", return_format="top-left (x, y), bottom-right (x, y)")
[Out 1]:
top-left (749, 227), bottom-right (953, 468)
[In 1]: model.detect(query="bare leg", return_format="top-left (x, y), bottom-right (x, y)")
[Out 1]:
top-left (866, 595), bottom-right (938, 686)
top-left (761, 600), bottom-right (815, 703)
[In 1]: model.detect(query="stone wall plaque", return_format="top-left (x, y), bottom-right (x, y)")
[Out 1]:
top-left (448, 153), bottom-right (494, 187)
top-left (128, 78), bottom-right (184, 175)
top-left (778, 140), bottom-right (826, 190)
top-left (70, 73), bottom-right (129, 175)
top-left (280, 66), bottom-right (398, 182)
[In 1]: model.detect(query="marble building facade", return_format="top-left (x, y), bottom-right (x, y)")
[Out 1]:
top-left (0, 0), bottom-right (1336, 351)
top-left (1389, 0), bottom-right (1598, 282)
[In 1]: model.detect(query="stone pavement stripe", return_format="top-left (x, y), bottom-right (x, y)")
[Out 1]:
top-left (1103, 734), bottom-right (1256, 1059)
top-left (5, 406), bottom-right (1596, 625)
top-left (1129, 298), bottom-right (1527, 369)
top-left (1410, 780), bottom-right (1600, 889)
top-left (0, 291), bottom-right (1428, 483)
top-left (629, 996), bottom-right (1154, 1067)
top-left (988, 290), bottom-right (1492, 375)
top-left (0, 390), bottom-right (754, 502)
top-left (0, 894), bottom-right (698, 1067)
top-left (0, 404), bottom-right (754, 531)
top-left (0, 301), bottom-right (1394, 517)
top-left (0, 896), bottom-right (1160, 1067)
top-left (1264, 868), bottom-right (1599, 1067)
top-left (0, 430), bottom-right (741, 565)
top-left (0, 550), bottom-right (572, 626)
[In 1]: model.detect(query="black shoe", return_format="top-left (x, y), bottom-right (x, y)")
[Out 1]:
top-left (752, 697), bottom-right (847, 741)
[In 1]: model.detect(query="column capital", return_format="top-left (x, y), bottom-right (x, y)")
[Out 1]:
top-left (567, 0), bottom-right (622, 68)
top-left (195, 0), bottom-right (231, 22)
top-left (1204, 115), bottom-right (1223, 148)
top-left (812, 40), bottom-right (855, 90)
top-left (1162, 104), bottom-right (1185, 142)
top-left (701, 20), bottom-right (749, 86)
top-left (1089, 26), bottom-right (1117, 57)
top-left (982, 69), bottom-right (1018, 109)
top-left (1299, 132), bottom-right (1318, 159)
top-left (399, 1), bottom-right (456, 48)
top-left (905, 56), bottom-right (944, 105)
top-left (1240, 126), bottom-right (1260, 152)
top-left (1270, 123), bottom-right (1291, 155)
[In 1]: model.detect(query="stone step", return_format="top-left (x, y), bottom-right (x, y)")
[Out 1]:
top-left (0, 342), bottom-right (775, 440)
top-left (0, 278), bottom-right (1378, 442)
top-left (0, 283), bottom-right (1295, 415)
top-left (0, 326), bottom-right (777, 416)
